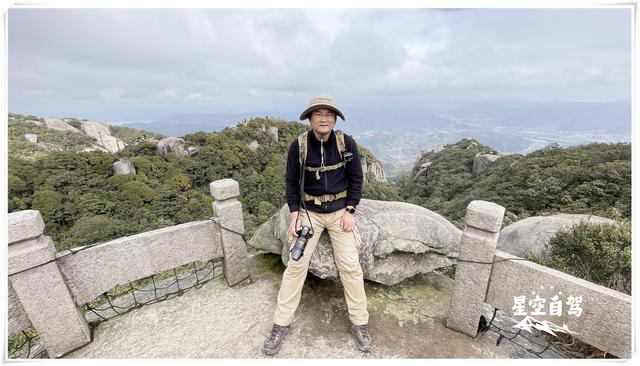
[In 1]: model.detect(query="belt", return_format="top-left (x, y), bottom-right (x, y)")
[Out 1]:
top-left (303, 190), bottom-right (348, 205)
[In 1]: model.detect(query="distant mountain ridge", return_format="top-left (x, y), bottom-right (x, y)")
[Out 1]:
top-left (122, 112), bottom-right (296, 137)
top-left (12, 100), bottom-right (630, 178)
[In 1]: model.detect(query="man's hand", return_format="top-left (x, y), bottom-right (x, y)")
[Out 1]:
top-left (340, 208), bottom-right (356, 232)
top-left (288, 212), bottom-right (302, 237)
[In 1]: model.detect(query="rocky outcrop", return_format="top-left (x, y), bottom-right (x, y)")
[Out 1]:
top-left (361, 160), bottom-right (387, 183)
top-left (248, 140), bottom-right (260, 151)
top-left (260, 124), bottom-right (279, 141)
top-left (248, 199), bottom-right (461, 285)
top-left (414, 161), bottom-right (432, 180)
top-left (187, 146), bottom-right (201, 157)
top-left (497, 214), bottom-right (619, 258)
top-left (112, 159), bottom-right (136, 175)
top-left (269, 127), bottom-right (278, 141)
top-left (23, 131), bottom-right (63, 151)
top-left (24, 134), bottom-right (38, 143)
top-left (416, 147), bottom-right (433, 161)
top-left (472, 153), bottom-right (500, 174)
top-left (156, 137), bottom-right (189, 157)
top-left (155, 137), bottom-right (201, 158)
top-left (80, 120), bottom-right (127, 153)
top-left (25, 119), bottom-right (44, 127)
top-left (44, 118), bottom-right (81, 133)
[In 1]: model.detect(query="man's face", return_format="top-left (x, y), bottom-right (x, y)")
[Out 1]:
top-left (309, 108), bottom-right (337, 135)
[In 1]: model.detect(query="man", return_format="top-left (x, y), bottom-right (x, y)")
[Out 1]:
top-left (262, 95), bottom-right (372, 355)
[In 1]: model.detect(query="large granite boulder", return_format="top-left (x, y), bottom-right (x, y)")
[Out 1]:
top-left (25, 119), bottom-right (44, 126)
top-left (112, 159), bottom-right (136, 175)
top-left (188, 146), bottom-right (201, 157)
top-left (80, 120), bottom-right (111, 138)
top-left (156, 137), bottom-right (189, 157)
top-left (44, 118), bottom-right (81, 133)
top-left (24, 134), bottom-right (38, 143)
top-left (248, 140), bottom-right (260, 151)
top-left (80, 120), bottom-right (127, 153)
top-left (268, 126), bottom-right (279, 141)
top-left (497, 214), bottom-right (619, 258)
top-left (248, 199), bottom-right (462, 285)
top-left (472, 153), bottom-right (500, 174)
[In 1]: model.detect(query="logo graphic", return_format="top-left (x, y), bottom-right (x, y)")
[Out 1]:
top-left (513, 316), bottom-right (578, 336)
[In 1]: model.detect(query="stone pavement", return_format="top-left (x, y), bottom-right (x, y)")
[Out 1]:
top-left (64, 253), bottom-right (537, 359)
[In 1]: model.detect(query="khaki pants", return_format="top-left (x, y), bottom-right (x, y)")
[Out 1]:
top-left (272, 207), bottom-right (369, 326)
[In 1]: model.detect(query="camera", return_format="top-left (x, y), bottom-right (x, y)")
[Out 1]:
top-left (291, 226), bottom-right (314, 261)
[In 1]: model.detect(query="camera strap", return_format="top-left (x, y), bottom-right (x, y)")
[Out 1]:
top-left (298, 137), bottom-right (314, 234)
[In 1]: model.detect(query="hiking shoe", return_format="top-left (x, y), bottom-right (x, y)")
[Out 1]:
top-left (351, 324), bottom-right (372, 352)
top-left (262, 324), bottom-right (291, 355)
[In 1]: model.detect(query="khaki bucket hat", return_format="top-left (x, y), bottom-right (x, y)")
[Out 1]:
top-left (299, 95), bottom-right (346, 121)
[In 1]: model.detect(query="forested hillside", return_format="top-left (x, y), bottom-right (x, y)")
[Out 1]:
top-left (8, 114), bottom-right (395, 250)
top-left (399, 138), bottom-right (631, 228)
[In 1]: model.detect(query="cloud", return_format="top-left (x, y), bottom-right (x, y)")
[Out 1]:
top-left (7, 8), bottom-right (631, 120)
top-left (97, 87), bottom-right (126, 99)
top-left (184, 93), bottom-right (205, 100)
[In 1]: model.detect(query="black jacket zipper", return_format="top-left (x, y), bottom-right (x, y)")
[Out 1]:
top-left (321, 139), bottom-right (328, 192)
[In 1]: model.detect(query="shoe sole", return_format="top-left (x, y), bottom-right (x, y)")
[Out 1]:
top-left (262, 328), bottom-right (291, 356)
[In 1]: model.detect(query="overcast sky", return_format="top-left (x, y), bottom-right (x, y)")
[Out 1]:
top-left (8, 7), bottom-right (632, 123)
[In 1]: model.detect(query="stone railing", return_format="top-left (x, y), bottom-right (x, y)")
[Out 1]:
top-left (7, 179), bottom-right (250, 358)
top-left (446, 200), bottom-right (631, 358)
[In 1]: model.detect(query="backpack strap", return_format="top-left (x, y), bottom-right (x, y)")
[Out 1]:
top-left (297, 131), bottom-right (309, 167)
top-left (305, 162), bottom-right (345, 180)
top-left (335, 129), bottom-right (346, 161)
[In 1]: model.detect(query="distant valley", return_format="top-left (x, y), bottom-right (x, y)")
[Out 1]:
top-left (118, 100), bottom-right (631, 180)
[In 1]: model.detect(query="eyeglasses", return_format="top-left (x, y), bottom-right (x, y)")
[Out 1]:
top-left (312, 111), bottom-right (336, 119)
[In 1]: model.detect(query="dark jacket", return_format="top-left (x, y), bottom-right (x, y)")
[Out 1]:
top-left (285, 129), bottom-right (363, 213)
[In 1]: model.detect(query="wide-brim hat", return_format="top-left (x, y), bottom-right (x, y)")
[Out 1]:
top-left (299, 95), bottom-right (346, 121)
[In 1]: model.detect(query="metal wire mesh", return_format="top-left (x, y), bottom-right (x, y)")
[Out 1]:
top-left (478, 307), bottom-right (571, 358)
top-left (8, 259), bottom-right (224, 359)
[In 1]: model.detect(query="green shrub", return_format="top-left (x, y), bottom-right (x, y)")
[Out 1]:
top-left (31, 189), bottom-right (63, 229)
top-left (119, 180), bottom-right (158, 207)
top-left (531, 221), bottom-right (631, 294)
top-left (120, 141), bottom-right (157, 157)
top-left (129, 156), bottom-right (153, 174)
top-left (8, 174), bottom-right (28, 196)
top-left (59, 215), bottom-right (137, 250)
top-left (171, 174), bottom-right (192, 191)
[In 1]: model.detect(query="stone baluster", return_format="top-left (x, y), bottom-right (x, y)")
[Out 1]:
top-left (210, 179), bottom-right (250, 286)
top-left (446, 200), bottom-right (505, 337)
top-left (8, 210), bottom-right (91, 358)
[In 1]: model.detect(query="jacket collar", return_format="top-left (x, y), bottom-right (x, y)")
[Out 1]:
top-left (309, 129), bottom-right (335, 145)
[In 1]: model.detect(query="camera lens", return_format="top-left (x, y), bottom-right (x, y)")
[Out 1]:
top-left (290, 226), bottom-right (311, 261)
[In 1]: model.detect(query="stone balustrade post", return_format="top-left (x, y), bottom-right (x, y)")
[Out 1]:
top-left (446, 200), bottom-right (505, 337)
top-left (210, 179), bottom-right (250, 286)
top-left (8, 210), bottom-right (91, 358)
